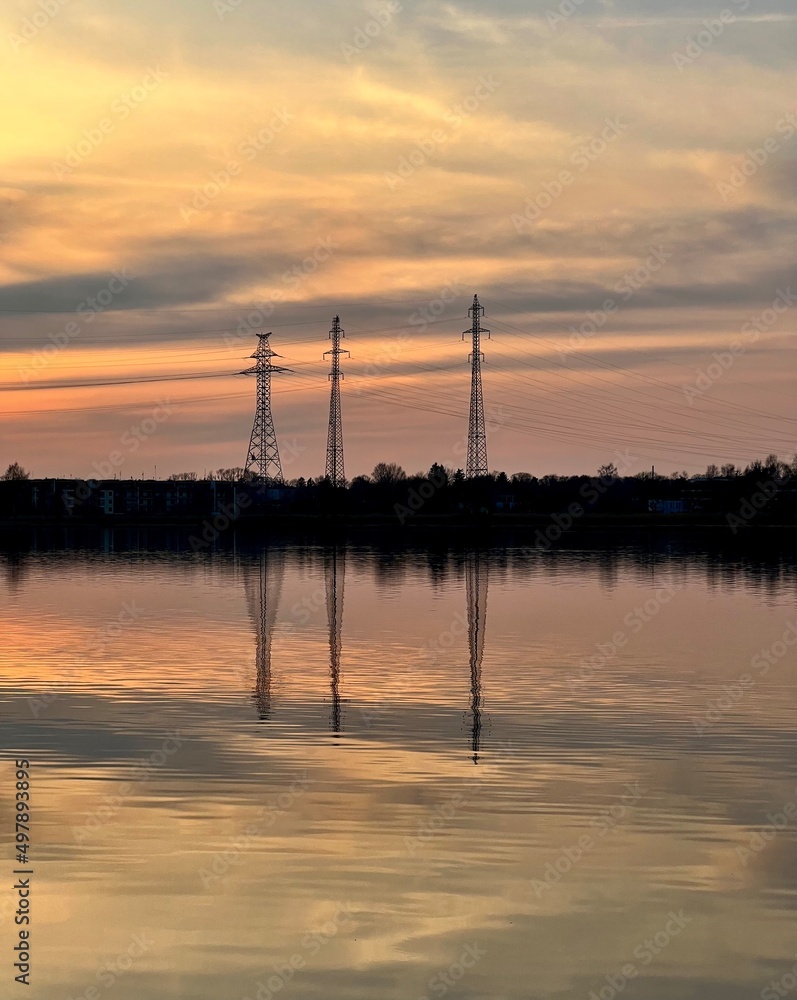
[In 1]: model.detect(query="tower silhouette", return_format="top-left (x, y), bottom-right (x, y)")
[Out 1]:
top-left (242, 333), bottom-right (292, 484)
top-left (242, 550), bottom-right (285, 721)
top-left (324, 316), bottom-right (349, 487)
top-left (465, 551), bottom-right (488, 763)
top-left (324, 546), bottom-right (345, 733)
top-left (463, 295), bottom-right (490, 479)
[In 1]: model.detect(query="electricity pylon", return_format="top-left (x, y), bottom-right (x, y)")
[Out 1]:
top-left (324, 315), bottom-right (349, 487)
top-left (242, 333), bottom-right (292, 484)
top-left (463, 295), bottom-right (490, 478)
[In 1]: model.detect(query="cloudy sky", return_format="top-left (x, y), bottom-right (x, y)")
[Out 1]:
top-left (1, 0), bottom-right (795, 479)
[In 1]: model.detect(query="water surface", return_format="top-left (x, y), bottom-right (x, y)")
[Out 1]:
top-left (2, 537), bottom-right (797, 999)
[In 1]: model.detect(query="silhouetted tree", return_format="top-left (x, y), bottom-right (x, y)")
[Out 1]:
top-left (169, 472), bottom-right (197, 481)
top-left (212, 467), bottom-right (247, 482)
top-left (1, 462), bottom-right (30, 480)
top-left (597, 463), bottom-right (619, 480)
top-left (428, 463), bottom-right (450, 485)
top-left (372, 462), bottom-right (406, 484)
top-left (762, 454), bottom-right (787, 479)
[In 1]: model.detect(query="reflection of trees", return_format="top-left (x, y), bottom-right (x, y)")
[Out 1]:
top-left (2, 553), bottom-right (29, 592)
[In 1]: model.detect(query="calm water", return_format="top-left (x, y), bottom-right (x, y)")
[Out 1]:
top-left (2, 536), bottom-right (797, 1000)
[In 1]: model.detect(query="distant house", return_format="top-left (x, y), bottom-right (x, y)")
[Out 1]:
top-left (648, 499), bottom-right (688, 514)
top-left (0, 479), bottom-right (247, 520)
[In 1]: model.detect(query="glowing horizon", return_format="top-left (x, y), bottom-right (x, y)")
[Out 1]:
top-left (1, 0), bottom-right (795, 479)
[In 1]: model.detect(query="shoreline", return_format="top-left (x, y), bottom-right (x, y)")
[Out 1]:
top-left (1, 512), bottom-right (795, 531)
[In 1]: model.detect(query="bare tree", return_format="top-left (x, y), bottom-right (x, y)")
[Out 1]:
top-left (213, 467), bottom-right (248, 482)
top-left (1, 462), bottom-right (30, 481)
top-left (372, 462), bottom-right (407, 484)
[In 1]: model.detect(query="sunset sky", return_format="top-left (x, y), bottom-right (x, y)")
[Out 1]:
top-left (1, 0), bottom-right (795, 480)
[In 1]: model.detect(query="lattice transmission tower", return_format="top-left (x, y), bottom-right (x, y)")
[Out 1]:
top-left (242, 333), bottom-right (292, 484)
top-left (324, 315), bottom-right (349, 487)
top-left (463, 295), bottom-right (490, 478)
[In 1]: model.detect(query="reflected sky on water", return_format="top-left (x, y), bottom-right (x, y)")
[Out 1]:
top-left (2, 534), bottom-right (797, 1000)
